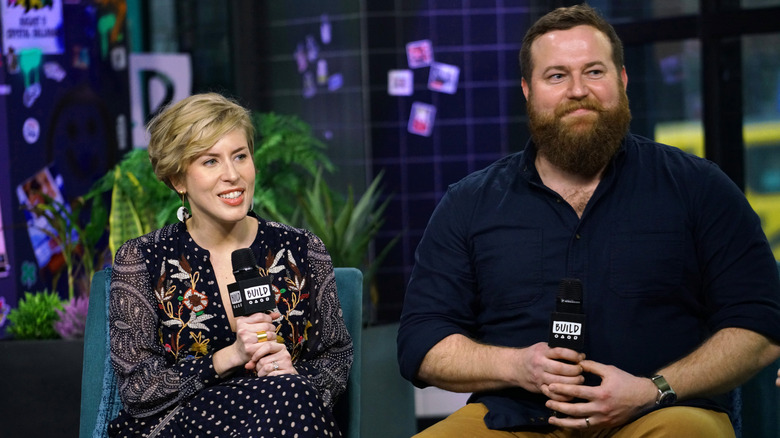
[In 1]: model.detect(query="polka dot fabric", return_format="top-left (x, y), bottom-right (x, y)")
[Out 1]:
top-left (110, 375), bottom-right (339, 437)
top-left (107, 215), bottom-right (352, 437)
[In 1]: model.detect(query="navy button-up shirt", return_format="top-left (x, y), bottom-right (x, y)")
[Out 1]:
top-left (398, 133), bottom-right (780, 430)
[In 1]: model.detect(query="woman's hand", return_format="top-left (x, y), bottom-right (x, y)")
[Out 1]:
top-left (237, 311), bottom-right (297, 376)
top-left (232, 311), bottom-right (281, 365)
top-left (249, 340), bottom-right (297, 377)
top-left (213, 311), bottom-right (281, 377)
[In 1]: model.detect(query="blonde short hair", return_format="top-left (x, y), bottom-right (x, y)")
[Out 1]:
top-left (147, 92), bottom-right (255, 190)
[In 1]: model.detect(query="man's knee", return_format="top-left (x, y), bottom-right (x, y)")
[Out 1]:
top-left (414, 403), bottom-right (498, 438)
top-left (617, 407), bottom-right (735, 438)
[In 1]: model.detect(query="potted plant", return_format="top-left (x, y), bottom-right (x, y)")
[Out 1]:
top-left (5, 289), bottom-right (63, 340)
top-left (295, 168), bottom-right (396, 278)
top-left (295, 169), bottom-right (399, 323)
top-left (0, 290), bottom-right (83, 437)
top-left (251, 111), bottom-right (334, 221)
top-left (86, 147), bottom-right (178, 259)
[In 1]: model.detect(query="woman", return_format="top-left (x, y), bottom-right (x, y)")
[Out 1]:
top-left (108, 93), bottom-right (352, 437)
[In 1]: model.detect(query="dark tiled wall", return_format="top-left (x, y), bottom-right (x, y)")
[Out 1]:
top-left (259, 1), bottom-right (368, 196)
top-left (367, 2), bottom-right (532, 322)
top-left (257, 1), bottom-right (535, 323)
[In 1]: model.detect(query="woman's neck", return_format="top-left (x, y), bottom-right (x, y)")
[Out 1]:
top-left (185, 215), bottom-right (257, 252)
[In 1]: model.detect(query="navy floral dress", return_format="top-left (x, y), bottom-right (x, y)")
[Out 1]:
top-left (107, 216), bottom-right (352, 437)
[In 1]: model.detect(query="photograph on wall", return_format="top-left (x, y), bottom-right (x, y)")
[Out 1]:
top-left (406, 39), bottom-right (433, 68)
top-left (15, 165), bottom-right (75, 272)
top-left (0, 197), bottom-right (9, 278)
top-left (1, 0), bottom-right (65, 55)
top-left (428, 62), bottom-right (460, 95)
top-left (408, 102), bottom-right (436, 137)
top-left (388, 69), bottom-right (413, 96)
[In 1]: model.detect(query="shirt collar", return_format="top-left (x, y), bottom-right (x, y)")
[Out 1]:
top-left (519, 133), bottom-right (631, 182)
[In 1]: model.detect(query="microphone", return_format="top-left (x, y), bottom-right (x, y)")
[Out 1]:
top-left (548, 278), bottom-right (585, 351)
top-left (228, 248), bottom-right (275, 317)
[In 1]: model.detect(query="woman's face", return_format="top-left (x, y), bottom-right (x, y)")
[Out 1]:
top-left (174, 129), bottom-right (255, 227)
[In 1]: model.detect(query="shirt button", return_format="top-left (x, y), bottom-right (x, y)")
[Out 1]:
top-left (575, 234), bottom-right (581, 239)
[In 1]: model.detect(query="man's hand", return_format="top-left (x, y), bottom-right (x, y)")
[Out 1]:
top-left (519, 342), bottom-right (586, 400)
top-left (544, 359), bottom-right (656, 429)
top-left (416, 335), bottom-right (585, 394)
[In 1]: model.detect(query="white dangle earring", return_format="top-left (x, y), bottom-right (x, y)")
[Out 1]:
top-left (177, 190), bottom-right (190, 222)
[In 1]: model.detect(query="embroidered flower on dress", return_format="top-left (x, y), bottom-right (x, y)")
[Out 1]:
top-left (183, 288), bottom-right (209, 313)
top-left (157, 256), bottom-right (216, 362)
top-left (189, 332), bottom-right (210, 355)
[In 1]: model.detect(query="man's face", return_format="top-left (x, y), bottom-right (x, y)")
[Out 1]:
top-left (522, 25), bottom-right (631, 178)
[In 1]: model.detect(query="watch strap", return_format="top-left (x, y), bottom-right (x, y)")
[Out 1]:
top-left (651, 375), bottom-right (677, 406)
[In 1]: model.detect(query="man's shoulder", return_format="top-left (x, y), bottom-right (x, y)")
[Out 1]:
top-left (627, 133), bottom-right (713, 169)
top-left (630, 132), bottom-right (697, 155)
top-left (449, 152), bottom-right (525, 192)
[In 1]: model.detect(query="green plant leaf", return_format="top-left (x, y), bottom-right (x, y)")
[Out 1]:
top-left (294, 167), bottom-right (399, 276)
top-left (83, 195), bottom-right (108, 248)
top-left (252, 112), bottom-right (334, 220)
top-left (109, 171), bottom-right (144, 258)
top-left (6, 290), bottom-right (65, 340)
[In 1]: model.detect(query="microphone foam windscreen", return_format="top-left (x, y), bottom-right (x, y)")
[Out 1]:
top-left (231, 248), bottom-right (257, 271)
top-left (558, 278), bottom-right (582, 300)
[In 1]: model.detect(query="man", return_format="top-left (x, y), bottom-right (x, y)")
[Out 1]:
top-left (397, 4), bottom-right (780, 437)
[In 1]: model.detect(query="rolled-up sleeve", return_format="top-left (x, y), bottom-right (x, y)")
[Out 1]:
top-left (694, 162), bottom-right (780, 341)
top-left (397, 186), bottom-right (478, 386)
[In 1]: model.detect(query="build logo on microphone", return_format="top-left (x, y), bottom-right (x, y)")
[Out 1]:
top-left (244, 284), bottom-right (271, 302)
top-left (552, 321), bottom-right (581, 340)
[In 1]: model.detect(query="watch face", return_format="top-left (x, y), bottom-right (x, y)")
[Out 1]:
top-left (659, 391), bottom-right (677, 406)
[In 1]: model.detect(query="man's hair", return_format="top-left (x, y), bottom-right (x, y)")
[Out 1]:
top-left (519, 3), bottom-right (624, 84)
top-left (147, 92), bottom-right (255, 190)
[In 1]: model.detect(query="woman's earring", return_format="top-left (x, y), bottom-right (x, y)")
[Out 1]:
top-left (177, 191), bottom-right (190, 222)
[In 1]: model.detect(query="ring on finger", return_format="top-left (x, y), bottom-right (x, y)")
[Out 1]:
top-left (256, 331), bottom-right (268, 342)
top-left (585, 418), bottom-right (590, 428)
top-left (272, 361), bottom-right (279, 371)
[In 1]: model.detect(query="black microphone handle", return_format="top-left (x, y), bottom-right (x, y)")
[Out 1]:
top-left (229, 248), bottom-right (275, 315)
top-left (549, 278), bottom-right (585, 351)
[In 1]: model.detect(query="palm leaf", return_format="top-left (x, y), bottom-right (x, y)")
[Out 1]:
top-left (108, 171), bottom-right (144, 258)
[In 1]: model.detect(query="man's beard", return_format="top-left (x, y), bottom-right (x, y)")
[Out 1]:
top-left (527, 88), bottom-right (631, 178)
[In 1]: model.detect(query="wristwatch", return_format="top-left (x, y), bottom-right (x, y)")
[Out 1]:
top-left (651, 375), bottom-right (677, 406)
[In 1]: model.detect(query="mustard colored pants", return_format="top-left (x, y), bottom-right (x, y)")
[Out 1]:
top-left (414, 403), bottom-right (735, 438)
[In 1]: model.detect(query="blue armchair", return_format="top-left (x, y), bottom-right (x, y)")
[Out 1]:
top-left (79, 267), bottom-right (363, 438)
